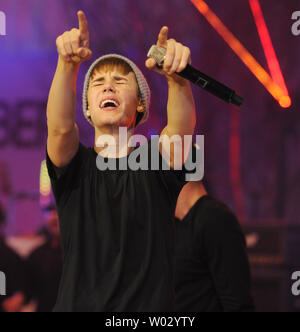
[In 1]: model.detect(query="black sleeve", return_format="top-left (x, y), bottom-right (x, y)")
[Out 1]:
top-left (150, 136), bottom-right (189, 206)
top-left (202, 204), bottom-right (255, 312)
top-left (46, 143), bottom-right (89, 205)
top-left (159, 165), bottom-right (188, 206)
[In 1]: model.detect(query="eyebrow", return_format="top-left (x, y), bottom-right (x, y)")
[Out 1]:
top-left (92, 76), bottom-right (128, 83)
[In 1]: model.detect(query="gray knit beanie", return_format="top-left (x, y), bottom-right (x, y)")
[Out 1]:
top-left (83, 54), bottom-right (151, 127)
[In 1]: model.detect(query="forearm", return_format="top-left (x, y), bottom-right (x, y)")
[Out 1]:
top-left (166, 77), bottom-right (196, 137)
top-left (47, 56), bottom-right (79, 135)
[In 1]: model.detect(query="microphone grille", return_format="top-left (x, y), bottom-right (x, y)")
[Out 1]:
top-left (147, 45), bottom-right (166, 66)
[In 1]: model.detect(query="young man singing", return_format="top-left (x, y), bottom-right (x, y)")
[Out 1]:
top-left (46, 11), bottom-right (196, 312)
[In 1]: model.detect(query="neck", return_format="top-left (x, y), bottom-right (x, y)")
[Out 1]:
top-left (94, 125), bottom-right (135, 158)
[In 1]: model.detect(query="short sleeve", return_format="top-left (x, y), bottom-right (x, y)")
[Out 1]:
top-left (149, 136), bottom-right (190, 206)
top-left (159, 165), bottom-right (188, 206)
top-left (46, 143), bottom-right (89, 205)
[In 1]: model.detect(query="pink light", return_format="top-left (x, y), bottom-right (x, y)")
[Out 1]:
top-left (249, 0), bottom-right (292, 108)
top-left (189, 0), bottom-right (290, 106)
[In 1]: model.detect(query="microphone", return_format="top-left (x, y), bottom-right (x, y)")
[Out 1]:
top-left (147, 45), bottom-right (244, 107)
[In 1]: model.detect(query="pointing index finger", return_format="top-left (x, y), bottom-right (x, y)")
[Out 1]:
top-left (157, 26), bottom-right (168, 48)
top-left (78, 10), bottom-right (89, 36)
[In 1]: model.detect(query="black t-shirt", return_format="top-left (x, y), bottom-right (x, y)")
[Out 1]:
top-left (46, 137), bottom-right (187, 312)
top-left (174, 196), bottom-right (255, 312)
top-left (27, 241), bottom-right (63, 312)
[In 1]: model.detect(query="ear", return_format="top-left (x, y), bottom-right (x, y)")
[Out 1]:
top-left (137, 100), bottom-right (144, 113)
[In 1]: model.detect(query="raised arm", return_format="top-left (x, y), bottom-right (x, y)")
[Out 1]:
top-left (146, 27), bottom-right (196, 169)
top-left (47, 11), bottom-right (92, 168)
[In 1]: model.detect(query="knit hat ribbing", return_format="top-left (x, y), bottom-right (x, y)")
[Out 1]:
top-left (83, 54), bottom-right (151, 127)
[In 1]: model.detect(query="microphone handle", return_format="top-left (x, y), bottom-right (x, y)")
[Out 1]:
top-left (177, 64), bottom-right (244, 107)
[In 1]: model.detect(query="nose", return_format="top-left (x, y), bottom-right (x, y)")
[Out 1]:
top-left (102, 80), bottom-right (116, 93)
top-left (103, 86), bottom-right (115, 93)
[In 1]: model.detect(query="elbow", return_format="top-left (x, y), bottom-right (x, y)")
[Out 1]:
top-left (47, 118), bottom-right (75, 136)
top-left (50, 126), bottom-right (75, 137)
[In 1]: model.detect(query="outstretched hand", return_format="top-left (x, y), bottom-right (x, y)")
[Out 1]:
top-left (56, 11), bottom-right (92, 64)
top-left (146, 27), bottom-right (191, 78)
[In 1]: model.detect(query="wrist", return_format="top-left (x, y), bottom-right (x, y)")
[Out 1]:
top-left (167, 75), bottom-right (190, 88)
top-left (57, 56), bottom-right (80, 73)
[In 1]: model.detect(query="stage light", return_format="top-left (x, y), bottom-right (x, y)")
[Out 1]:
top-left (40, 160), bottom-right (51, 205)
top-left (249, 0), bottom-right (291, 109)
top-left (189, 0), bottom-right (292, 108)
top-left (279, 96), bottom-right (292, 109)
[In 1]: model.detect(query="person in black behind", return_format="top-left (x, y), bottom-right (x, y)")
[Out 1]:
top-left (0, 205), bottom-right (27, 312)
top-left (27, 205), bottom-right (63, 312)
top-left (174, 180), bottom-right (255, 312)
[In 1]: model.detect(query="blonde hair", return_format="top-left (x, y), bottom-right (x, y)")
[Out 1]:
top-left (90, 58), bottom-right (134, 80)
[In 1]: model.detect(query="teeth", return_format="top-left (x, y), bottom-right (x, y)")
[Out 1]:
top-left (101, 99), bottom-right (119, 108)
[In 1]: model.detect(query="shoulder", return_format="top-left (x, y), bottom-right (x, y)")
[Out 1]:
top-left (195, 196), bottom-right (242, 233)
top-left (47, 142), bottom-right (92, 180)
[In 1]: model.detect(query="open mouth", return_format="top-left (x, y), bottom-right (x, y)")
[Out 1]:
top-left (100, 99), bottom-right (120, 111)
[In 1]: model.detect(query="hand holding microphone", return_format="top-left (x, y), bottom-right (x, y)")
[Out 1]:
top-left (145, 27), bottom-right (192, 82)
top-left (146, 27), bottom-right (243, 107)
